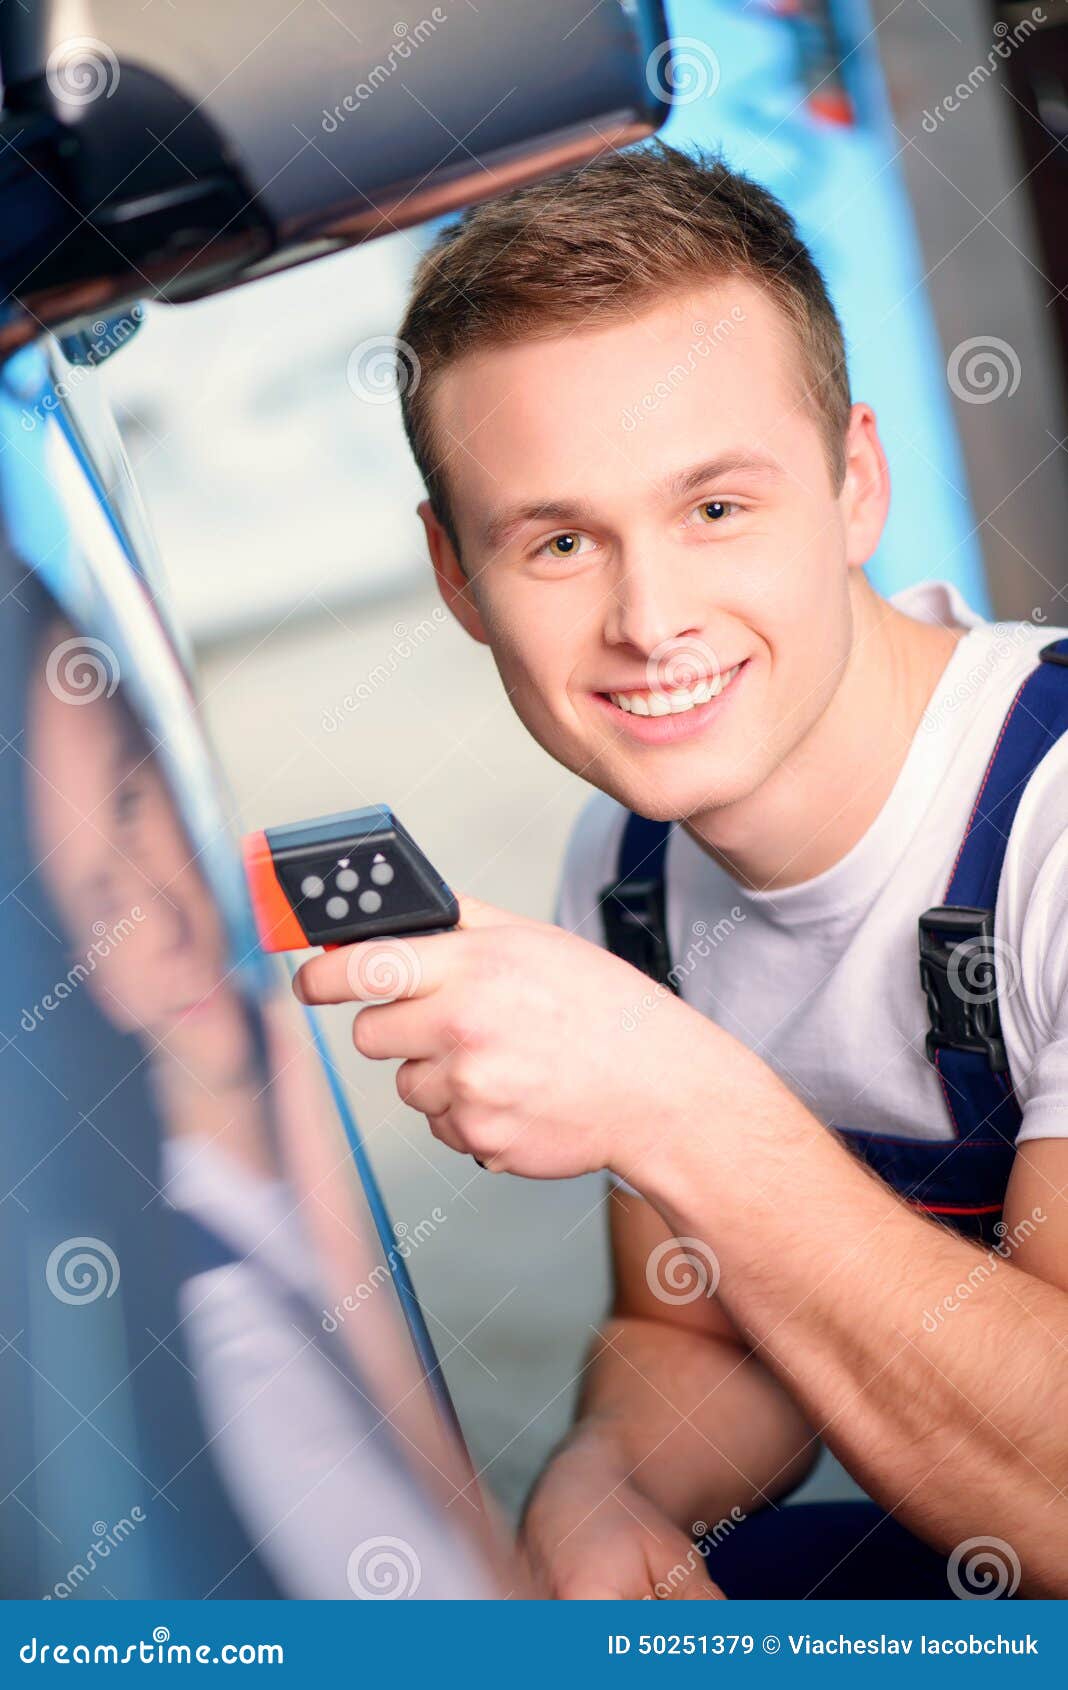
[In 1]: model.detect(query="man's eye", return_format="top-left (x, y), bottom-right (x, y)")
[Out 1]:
top-left (694, 499), bottom-right (739, 524)
top-left (538, 532), bottom-right (591, 560)
top-left (114, 780), bottom-right (147, 825)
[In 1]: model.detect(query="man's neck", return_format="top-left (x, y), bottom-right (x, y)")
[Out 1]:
top-left (684, 578), bottom-right (967, 893)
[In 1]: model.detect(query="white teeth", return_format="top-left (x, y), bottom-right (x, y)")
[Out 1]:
top-left (608, 664), bottom-right (740, 718)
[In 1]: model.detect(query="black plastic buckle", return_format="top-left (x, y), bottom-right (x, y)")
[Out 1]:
top-left (918, 906), bottom-right (1009, 1072)
top-left (1039, 640), bottom-right (1068, 668)
top-left (600, 877), bottom-right (678, 992)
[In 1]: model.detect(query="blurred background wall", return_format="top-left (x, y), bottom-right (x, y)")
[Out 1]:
top-left (99, 0), bottom-right (1068, 1517)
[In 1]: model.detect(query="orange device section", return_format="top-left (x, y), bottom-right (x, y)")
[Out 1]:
top-left (242, 829), bottom-right (309, 952)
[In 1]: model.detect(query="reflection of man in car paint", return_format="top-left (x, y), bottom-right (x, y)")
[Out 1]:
top-left (295, 145), bottom-right (1068, 1599)
top-left (25, 617), bottom-right (500, 1597)
top-left (27, 633), bottom-right (259, 1114)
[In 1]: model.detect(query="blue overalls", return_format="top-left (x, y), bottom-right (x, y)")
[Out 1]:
top-left (597, 637), bottom-right (1068, 1596)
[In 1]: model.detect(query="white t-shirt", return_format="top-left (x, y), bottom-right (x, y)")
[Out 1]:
top-left (554, 580), bottom-right (1068, 1151)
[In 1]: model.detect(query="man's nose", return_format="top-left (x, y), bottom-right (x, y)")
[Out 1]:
top-left (116, 850), bottom-right (195, 957)
top-left (602, 552), bottom-right (704, 658)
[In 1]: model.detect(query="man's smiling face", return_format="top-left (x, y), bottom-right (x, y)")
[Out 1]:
top-left (423, 279), bottom-right (877, 825)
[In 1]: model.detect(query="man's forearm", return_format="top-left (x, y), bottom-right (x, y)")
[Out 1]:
top-left (642, 1054), bottom-right (1068, 1594)
top-left (527, 1314), bottom-right (816, 1535)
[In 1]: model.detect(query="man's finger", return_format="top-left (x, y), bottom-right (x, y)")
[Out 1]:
top-left (655, 1554), bottom-right (725, 1600)
top-left (293, 931), bottom-right (453, 1005)
top-left (670, 1574), bottom-right (725, 1599)
top-left (425, 1108), bottom-right (467, 1155)
top-left (355, 1000), bottom-right (440, 1061)
top-left (292, 894), bottom-right (539, 1004)
top-left (456, 893), bottom-right (538, 931)
top-left (395, 1057), bottom-right (451, 1117)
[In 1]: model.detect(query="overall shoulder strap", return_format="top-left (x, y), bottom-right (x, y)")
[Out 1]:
top-left (598, 812), bottom-right (677, 990)
top-left (920, 636), bottom-right (1068, 1136)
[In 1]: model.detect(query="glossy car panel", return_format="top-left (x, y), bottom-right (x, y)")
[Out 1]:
top-left (0, 338), bottom-right (499, 1598)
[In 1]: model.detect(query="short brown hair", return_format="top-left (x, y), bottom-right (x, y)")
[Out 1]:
top-left (397, 142), bottom-right (851, 551)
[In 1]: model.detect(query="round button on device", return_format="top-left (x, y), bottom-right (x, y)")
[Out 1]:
top-left (370, 861), bottom-right (394, 886)
top-left (300, 875), bottom-right (325, 899)
top-left (357, 890), bottom-right (382, 914)
top-left (335, 868), bottom-right (358, 892)
top-left (325, 896), bottom-right (349, 920)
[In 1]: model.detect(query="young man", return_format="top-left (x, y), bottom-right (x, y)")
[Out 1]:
top-left (294, 144), bottom-right (1068, 1598)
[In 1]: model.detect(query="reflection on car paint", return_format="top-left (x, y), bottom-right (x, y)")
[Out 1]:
top-left (0, 338), bottom-right (499, 1598)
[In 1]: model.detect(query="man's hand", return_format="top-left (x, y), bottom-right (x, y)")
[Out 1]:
top-left (521, 1459), bottom-right (725, 1601)
top-left (293, 894), bottom-right (728, 1183)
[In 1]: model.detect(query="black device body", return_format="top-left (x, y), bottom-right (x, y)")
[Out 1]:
top-left (245, 805), bottom-right (459, 950)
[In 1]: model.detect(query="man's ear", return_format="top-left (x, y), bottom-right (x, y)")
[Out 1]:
top-left (839, 403), bottom-right (890, 571)
top-left (417, 499), bottom-right (490, 647)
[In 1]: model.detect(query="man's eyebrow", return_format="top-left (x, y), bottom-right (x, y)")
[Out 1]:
top-left (663, 451), bottom-right (785, 499)
top-left (479, 451), bottom-right (785, 552)
top-left (481, 498), bottom-right (595, 553)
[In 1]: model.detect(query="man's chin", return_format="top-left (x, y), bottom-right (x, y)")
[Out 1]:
top-left (549, 726), bottom-right (758, 822)
top-left (589, 766), bottom-right (747, 826)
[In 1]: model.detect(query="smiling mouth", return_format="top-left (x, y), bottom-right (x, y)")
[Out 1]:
top-left (171, 982), bottom-right (226, 1022)
top-left (601, 662), bottom-right (744, 717)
